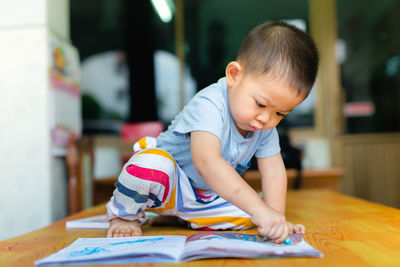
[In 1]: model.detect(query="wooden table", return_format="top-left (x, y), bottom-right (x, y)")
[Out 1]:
top-left (1, 190), bottom-right (400, 266)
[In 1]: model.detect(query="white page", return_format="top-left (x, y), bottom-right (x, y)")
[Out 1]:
top-left (35, 235), bottom-right (187, 266)
top-left (65, 214), bottom-right (109, 229)
top-left (65, 212), bottom-right (159, 229)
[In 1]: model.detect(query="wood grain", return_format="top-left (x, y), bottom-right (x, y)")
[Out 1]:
top-left (1, 190), bottom-right (400, 266)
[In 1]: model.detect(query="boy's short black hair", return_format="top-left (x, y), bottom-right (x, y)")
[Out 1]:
top-left (237, 21), bottom-right (319, 97)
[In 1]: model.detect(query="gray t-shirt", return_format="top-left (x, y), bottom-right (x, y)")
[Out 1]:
top-left (156, 77), bottom-right (280, 190)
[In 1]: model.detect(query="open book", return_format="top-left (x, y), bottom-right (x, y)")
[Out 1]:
top-left (35, 232), bottom-right (322, 265)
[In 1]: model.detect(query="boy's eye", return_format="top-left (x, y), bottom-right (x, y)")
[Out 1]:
top-left (255, 100), bottom-right (266, 108)
top-left (276, 112), bottom-right (285, 117)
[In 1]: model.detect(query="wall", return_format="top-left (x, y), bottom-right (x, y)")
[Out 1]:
top-left (341, 134), bottom-right (400, 208)
top-left (0, 0), bottom-right (69, 241)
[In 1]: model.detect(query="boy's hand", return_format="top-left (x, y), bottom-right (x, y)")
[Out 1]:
top-left (251, 207), bottom-right (289, 243)
top-left (107, 217), bottom-right (142, 237)
top-left (287, 221), bottom-right (306, 234)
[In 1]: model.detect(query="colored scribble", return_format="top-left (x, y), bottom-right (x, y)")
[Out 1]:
top-left (186, 232), bottom-right (302, 246)
top-left (110, 237), bottom-right (164, 246)
top-left (70, 247), bottom-right (109, 257)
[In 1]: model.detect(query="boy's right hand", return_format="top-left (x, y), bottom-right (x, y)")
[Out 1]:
top-left (251, 207), bottom-right (289, 243)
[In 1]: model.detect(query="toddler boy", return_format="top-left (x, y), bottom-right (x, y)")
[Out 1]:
top-left (106, 21), bottom-right (319, 243)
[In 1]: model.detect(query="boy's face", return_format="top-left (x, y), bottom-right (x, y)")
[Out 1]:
top-left (226, 62), bottom-right (304, 136)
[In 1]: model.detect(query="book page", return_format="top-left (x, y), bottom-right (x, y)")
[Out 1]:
top-left (35, 235), bottom-right (186, 266)
top-left (180, 232), bottom-right (322, 261)
top-left (66, 214), bottom-right (110, 229)
top-left (65, 212), bottom-right (159, 229)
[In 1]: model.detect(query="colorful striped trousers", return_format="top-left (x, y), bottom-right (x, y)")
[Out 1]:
top-left (106, 137), bottom-right (254, 230)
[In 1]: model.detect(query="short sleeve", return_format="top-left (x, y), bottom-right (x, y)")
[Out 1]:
top-left (171, 95), bottom-right (225, 141)
top-left (255, 128), bottom-right (281, 158)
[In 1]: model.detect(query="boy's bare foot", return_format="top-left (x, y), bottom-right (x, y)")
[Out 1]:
top-left (107, 217), bottom-right (142, 237)
top-left (148, 215), bottom-right (187, 227)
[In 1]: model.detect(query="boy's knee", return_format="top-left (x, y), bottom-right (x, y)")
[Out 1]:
top-left (116, 148), bottom-right (177, 206)
top-left (126, 148), bottom-right (177, 179)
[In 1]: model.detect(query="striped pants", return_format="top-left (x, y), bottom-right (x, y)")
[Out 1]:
top-left (106, 137), bottom-right (254, 230)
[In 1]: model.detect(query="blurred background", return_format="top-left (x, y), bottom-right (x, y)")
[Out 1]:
top-left (1, 0), bottom-right (399, 240)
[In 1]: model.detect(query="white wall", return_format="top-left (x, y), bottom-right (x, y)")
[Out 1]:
top-left (47, 0), bottom-right (70, 225)
top-left (0, 0), bottom-right (70, 241)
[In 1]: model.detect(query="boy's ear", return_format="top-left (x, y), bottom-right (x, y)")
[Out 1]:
top-left (225, 61), bottom-right (243, 87)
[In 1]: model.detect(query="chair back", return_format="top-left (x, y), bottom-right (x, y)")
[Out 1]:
top-left (120, 121), bottom-right (164, 142)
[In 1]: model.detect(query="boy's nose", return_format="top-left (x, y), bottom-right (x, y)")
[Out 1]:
top-left (256, 110), bottom-right (270, 124)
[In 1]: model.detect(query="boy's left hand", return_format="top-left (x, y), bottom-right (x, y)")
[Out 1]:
top-left (286, 222), bottom-right (306, 234)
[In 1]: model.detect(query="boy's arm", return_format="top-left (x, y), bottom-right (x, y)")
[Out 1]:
top-left (257, 154), bottom-right (287, 215)
top-left (191, 131), bottom-right (288, 242)
top-left (258, 154), bottom-right (306, 234)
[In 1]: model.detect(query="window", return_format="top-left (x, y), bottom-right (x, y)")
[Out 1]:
top-left (338, 0), bottom-right (400, 133)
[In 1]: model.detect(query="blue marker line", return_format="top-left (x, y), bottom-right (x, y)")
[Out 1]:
top-left (110, 237), bottom-right (164, 246)
top-left (70, 247), bottom-right (109, 257)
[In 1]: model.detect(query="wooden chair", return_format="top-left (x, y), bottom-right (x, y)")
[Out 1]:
top-left (66, 134), bottom-right (80, 214)
top-left (67, 121), bottom-right (165, 213)
top-left (66, 134), bottom-right (95, 214)
top-left (92, 121), bottom-right (165, 206)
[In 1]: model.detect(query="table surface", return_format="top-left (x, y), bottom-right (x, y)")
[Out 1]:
top-left (1, 190), bottom-right (400, 266)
